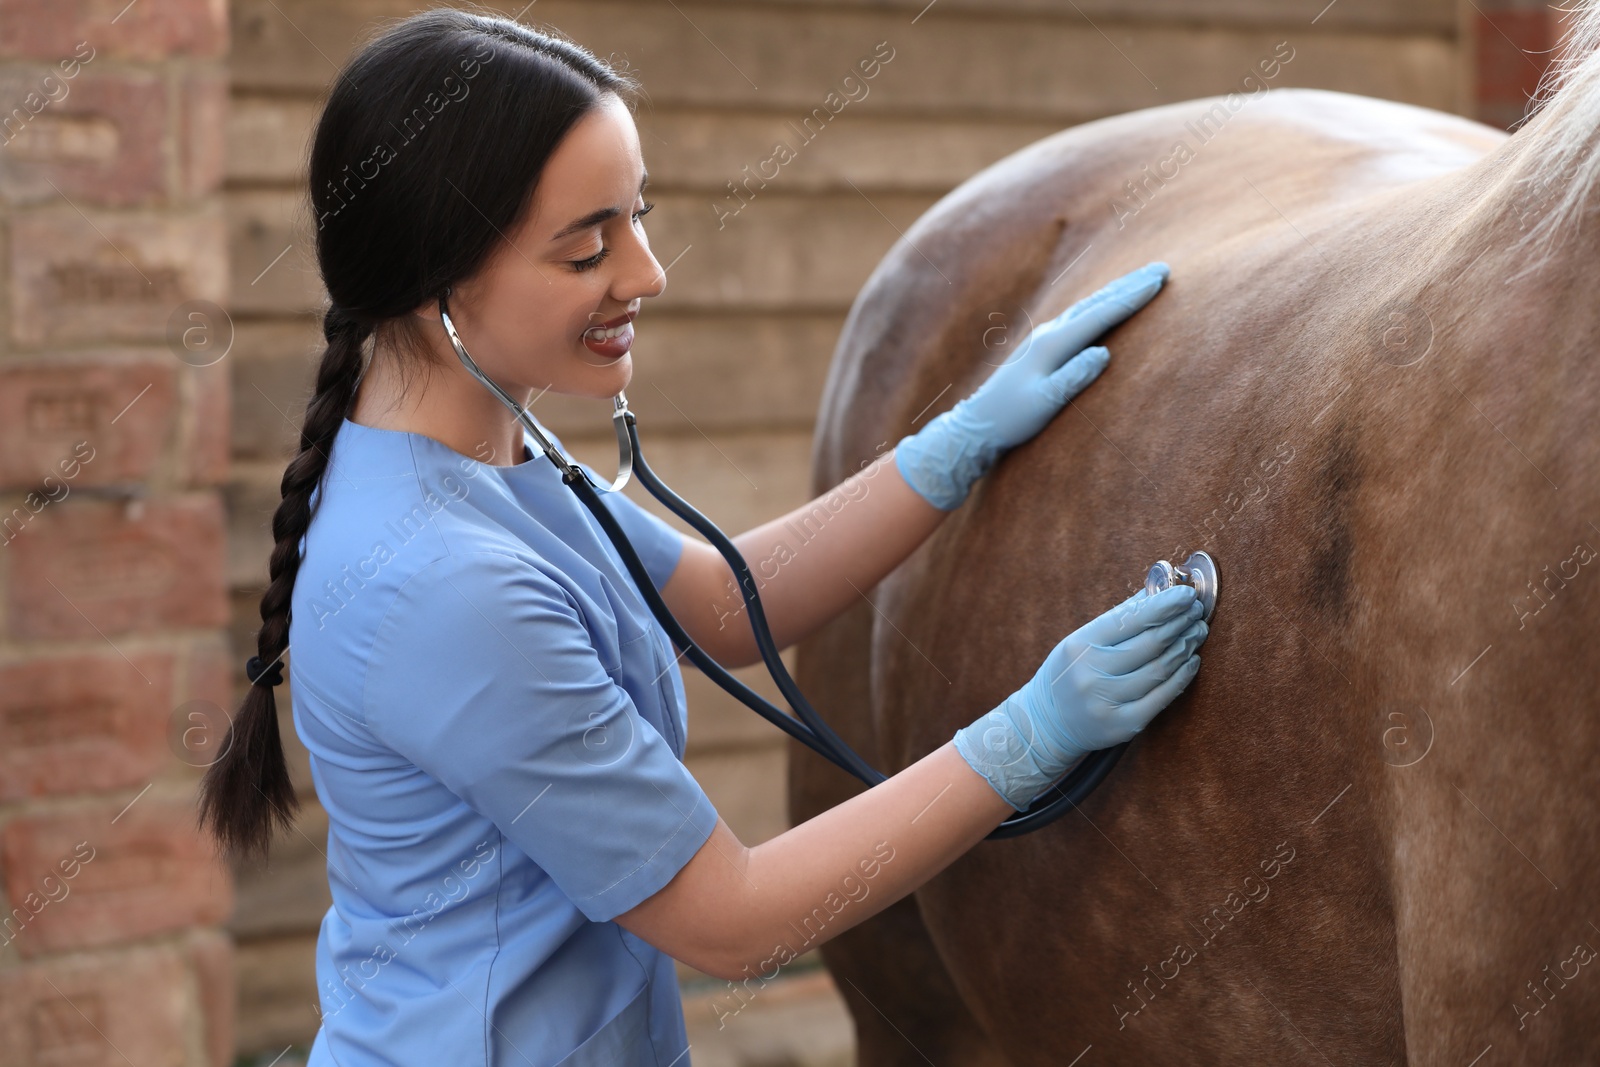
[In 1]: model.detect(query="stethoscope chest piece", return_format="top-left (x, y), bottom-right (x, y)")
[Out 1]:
top-left (1145, 550), bottom-right (1219, 621)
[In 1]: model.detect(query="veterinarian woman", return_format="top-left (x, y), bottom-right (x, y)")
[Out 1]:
top-left (199, 10), bottom-right (1209, 1065)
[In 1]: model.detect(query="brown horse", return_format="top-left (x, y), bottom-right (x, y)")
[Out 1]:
top-left (791, 56), bottom-right (1600, 1067)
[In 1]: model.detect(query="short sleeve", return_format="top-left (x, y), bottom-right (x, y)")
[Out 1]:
top-left (363, 551), bottom-right (718, 922)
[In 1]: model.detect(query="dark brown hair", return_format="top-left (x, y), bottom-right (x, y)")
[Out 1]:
top-left (198, 8), bottom-right (640, 861)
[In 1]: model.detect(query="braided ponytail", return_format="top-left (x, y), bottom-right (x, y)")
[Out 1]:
top-left (194, 9), bottom-right (640, 862)
top-left (198, 307), bottom-right (372, 860)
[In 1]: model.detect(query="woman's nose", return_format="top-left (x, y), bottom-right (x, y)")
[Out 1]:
top-left (621, 225), bottom-right (667, 301)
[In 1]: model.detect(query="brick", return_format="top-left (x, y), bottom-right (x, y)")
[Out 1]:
top-left (0, 797), bottom-right (233, 956)
top-left (9, 210), bottom-right (227, 347)
top-left (180, 70), bottom-right (228, 199)
top-left (186, 636), bottom-right (235, 712)
top-left (184, 359), bottom-right (232, 487)
top-left (6, 494), bottom-right (228, 639)
top-left (0, 944), bottom-right (190, 1067)
top-left (0, 69), bottom-right (167, 207)
top-left (166, 638), bottom-right (239, 786)
top-left (188, 929), bottom-right (237, 1067)
top-left (0, 947), bottom-right (191, 1062)
top-left (0, 0), bottom-right (226, 62)
top-left (0, 354), bottom-right (177, 492)
top-left (0, 650), bottom-right (175, 801)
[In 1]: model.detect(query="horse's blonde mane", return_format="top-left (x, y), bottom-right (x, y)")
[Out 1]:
top-left (1509, 1), bottom-right (1600, 254)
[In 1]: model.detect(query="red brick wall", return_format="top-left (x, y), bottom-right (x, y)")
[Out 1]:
top-left (0, 2), bottom-right (236, 1065)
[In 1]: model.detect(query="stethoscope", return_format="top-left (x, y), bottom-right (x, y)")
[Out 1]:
top-left (438, 296), bottom-right (1217, 840)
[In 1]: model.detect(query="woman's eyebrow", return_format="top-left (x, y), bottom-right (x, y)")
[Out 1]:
top-left (549, 171), bottom-right (649, 242)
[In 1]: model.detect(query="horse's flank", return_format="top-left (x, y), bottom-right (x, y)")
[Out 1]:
top-left (793, 75), bottom-right (1600, 1066)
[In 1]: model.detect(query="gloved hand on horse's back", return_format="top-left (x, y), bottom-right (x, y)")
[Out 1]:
top-left (953, 583), bottom-right (1206, 811)
top-left (893, 261), bottom-right (1170, 511)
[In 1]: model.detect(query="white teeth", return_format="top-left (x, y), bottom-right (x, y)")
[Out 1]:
top-left (587, 322), bottom-right (631, 341)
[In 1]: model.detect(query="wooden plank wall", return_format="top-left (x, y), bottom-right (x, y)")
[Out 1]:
top-left (222, 0), bottom-right (1465, 1053)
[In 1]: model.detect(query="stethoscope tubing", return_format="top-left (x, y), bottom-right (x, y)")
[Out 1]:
top-left (438, 298), bottom-right (1128, 840)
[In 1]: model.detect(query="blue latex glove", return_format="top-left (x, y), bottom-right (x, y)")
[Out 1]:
top-left (893, 261), bottom-right (1170, 510)
top-left (952, 583), bottom-right (1206, 811)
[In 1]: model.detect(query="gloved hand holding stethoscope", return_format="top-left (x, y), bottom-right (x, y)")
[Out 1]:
top-left (888, 260), bottom-right (1210, 812)
top-left (955, 583), bottom-right (1206, 811)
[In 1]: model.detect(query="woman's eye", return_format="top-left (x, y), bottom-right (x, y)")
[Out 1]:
top-left (569, 201), bottom-right (654, 273)
top-left (571, 247), bottom-right (609, 272)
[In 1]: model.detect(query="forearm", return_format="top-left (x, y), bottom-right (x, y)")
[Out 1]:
top-left (712, 446), bottom-right (945, 662)
top-left (619, 585), bottom-right (1204, 981)
top-left (721, 740), bottom-right (1012, 979)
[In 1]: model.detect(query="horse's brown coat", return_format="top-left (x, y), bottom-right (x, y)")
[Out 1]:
top-left (791, 89), bottom-right (1600, 1064)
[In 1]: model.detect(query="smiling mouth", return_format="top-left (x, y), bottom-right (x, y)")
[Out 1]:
top-left (581, 318), bottom-right (634, 359)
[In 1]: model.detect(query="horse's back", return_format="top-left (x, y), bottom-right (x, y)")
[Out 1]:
top-left (813, 88), bottom-right (1501, 481)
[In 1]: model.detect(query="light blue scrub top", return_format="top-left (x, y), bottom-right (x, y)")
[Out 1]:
top-left (288, 416), bottom-right (719, 1066)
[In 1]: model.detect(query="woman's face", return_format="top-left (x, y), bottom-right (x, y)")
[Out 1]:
top-left (436, 93), bottom-right (665, 401)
